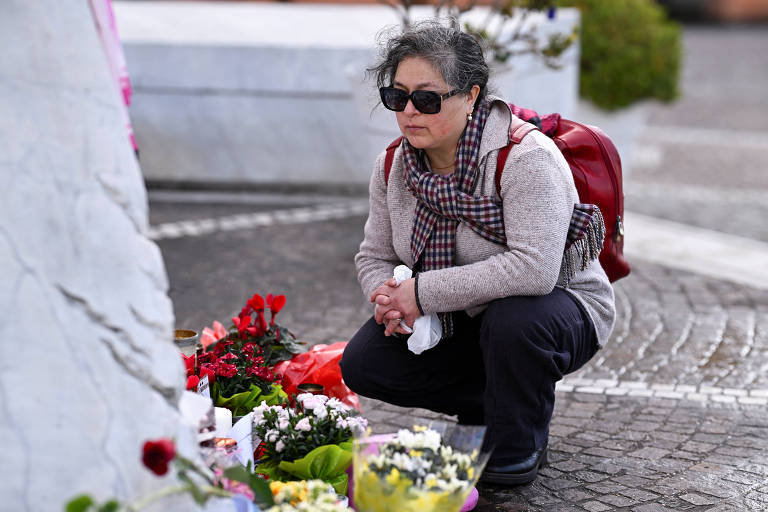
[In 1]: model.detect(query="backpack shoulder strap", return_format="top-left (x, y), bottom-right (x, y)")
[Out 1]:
top-left (494, 118), bottom-right (539, 195)
top-left (384, 136), bottom-right (403, 185)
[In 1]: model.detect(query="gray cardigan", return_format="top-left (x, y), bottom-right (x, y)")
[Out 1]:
top-left (355, 98), bottom-right (616, 346)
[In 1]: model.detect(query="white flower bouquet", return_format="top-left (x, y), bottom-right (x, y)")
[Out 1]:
top-left (353, 424), bottom-right (489, 512)
top-left (252, 393), bottom-right (368, 494)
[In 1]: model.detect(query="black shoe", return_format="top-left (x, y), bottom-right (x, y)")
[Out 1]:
top-left (481, 442), bottom-right (548, 486)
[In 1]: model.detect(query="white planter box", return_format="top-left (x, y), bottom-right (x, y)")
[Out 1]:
top-left (115, 2), bottom-right (580, 186)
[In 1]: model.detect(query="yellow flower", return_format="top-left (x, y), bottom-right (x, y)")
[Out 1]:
top-left (385, 468), bottom-right (401, 486)
top-left (270, 481), bottom-right (286, 496)
top-left (468, 467), bottom-right (475, 479)
top-left (413, 425), bottom-right (427, 432)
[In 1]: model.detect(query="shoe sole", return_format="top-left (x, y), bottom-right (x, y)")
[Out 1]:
top-left (480, 448), bottom-right (548, 486)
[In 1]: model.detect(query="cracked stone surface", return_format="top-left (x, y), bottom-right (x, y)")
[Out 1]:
top-left (0, 3), bottom-right (190, 511)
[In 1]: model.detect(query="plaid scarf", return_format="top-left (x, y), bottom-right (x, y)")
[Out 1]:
top-left (402, 100), bottom-right (604, 337)
top-left (402, 100), bottom-right (495, 337)
top-left (403, 100), bottom-right (498, 269)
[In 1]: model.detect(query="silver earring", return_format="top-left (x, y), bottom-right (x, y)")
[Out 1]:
top-left (467, 111), bottom-right (473, 121)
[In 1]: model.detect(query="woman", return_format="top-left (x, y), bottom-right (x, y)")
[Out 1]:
top-left (340, 22), bottom-right (615, 485)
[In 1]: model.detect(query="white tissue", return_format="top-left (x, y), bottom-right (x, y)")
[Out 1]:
top-left (392, 265), bottom-right (442, 354)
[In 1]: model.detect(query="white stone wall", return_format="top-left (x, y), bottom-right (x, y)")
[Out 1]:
top-left (0, 2), bottom-right (188, 510)
top-left (113, 2), bottom-right (580, 186)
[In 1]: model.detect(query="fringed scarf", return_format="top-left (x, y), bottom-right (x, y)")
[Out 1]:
top-left (402, 100), bottom-right (605, 338)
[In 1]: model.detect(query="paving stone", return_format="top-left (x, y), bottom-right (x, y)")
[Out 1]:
top-left (557, 488), bottom-right (596, 502)
top-left (597, 493), bottom-right (639, 507)
top-left (551, 460), bottom-right (588, 472)
top-left (681, 440), bottom-right (718, 453)
top-left (628, 447), bottom-right (670, 460)
top-left (613, 475), bottom-right (655, 488)
top-left (619, 488), bottom-right (659, 502)
top-left (679, 492), bottom-right (719, 506)
top-left (571, 471), bottom-right (610, 483)
top-left (540, 477), bottom-right (581, 491)
top-left (632, 504), bottom-right (677, 512)
top-left (585, 482), bottom-right (629, 495)
top-left (581, 501), bottom-right (612, 512)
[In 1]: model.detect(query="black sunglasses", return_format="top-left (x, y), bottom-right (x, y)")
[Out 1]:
top-left (379, 86), bottom-right (461, 114)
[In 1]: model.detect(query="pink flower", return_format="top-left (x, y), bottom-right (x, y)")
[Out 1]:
top-left (214, 468), bottom-right (255, 501)
top-left (201, 320), bottom-right (227, 349)
top-left (232, 315), bottom-right (251, 336)
top-left (295, 417), bottom-right (312, 432)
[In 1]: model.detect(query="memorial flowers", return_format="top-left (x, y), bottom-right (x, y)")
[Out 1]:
top-left (353, 425), bottom-right (489, 512)
top-left (267, 480), bottom-right (352, 512)
top-left (182, 334), bottom-right (287, 416)
top-left (182, 291), bottom-right (311, 415)
top-left (252, 393), bottom-right (368, 494)
top-left (216, 292), bottom-right (305, 366)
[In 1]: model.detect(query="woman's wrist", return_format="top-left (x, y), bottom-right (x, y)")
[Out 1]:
top-left (414, 273), bottom-right (425, 316)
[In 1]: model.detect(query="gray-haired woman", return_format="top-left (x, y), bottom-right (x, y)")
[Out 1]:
top-left (340, 21), bottom-right (615, 485)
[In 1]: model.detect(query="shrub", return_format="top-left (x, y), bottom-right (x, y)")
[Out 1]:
top-left (558, 0), bottom-right (681, 110)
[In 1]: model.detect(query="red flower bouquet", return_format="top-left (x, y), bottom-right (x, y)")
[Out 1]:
top-left (182, 293), bottom-right (306, 416)
top-left (214, 293), bottom-right (305, 367)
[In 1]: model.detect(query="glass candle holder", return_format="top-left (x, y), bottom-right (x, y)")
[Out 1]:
top-left (174, 329), bottom-right (199, 356)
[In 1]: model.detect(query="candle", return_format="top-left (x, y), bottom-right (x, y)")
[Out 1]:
top-left (214, 407), bottom-right (232, 438)
top-left (297, 383), bottom-right (324, 395)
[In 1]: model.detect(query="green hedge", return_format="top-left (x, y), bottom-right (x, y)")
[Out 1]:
top-left (558, 0), bottom-right (682, 110)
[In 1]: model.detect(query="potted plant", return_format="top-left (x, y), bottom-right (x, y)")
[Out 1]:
top-left (557, 0), bottom-right (681, 174)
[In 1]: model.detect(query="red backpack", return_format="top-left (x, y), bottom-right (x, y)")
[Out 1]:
top-left (383, 115), bottom-right (630, 283)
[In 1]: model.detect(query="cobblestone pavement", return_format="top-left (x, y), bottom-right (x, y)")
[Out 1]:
top-left (155, 208), bottom-right (768, 510)
top-left (362, 395), bottom-right (768, 512)
top-left (150, 25), bottom-right (768, 511)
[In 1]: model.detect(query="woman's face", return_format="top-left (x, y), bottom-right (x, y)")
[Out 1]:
top-left (392, 57), bottom-right (475, 155)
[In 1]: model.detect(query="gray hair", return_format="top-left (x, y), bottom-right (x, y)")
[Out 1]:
top-left (369, 20), bottom-right (490, 108)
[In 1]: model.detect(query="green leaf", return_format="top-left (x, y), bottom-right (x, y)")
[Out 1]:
top-left (65, 495), bottom-right (95, 512)
top-left (276, 443), bottom-right (354, 495)
top-left (223, 466), bottom-right (275, 506)
top-left (216, 384), bottom-right (287, 416)
top-left (96, 500), bottom-right (120, 512)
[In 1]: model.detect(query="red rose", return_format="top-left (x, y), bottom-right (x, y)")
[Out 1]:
top-left (186, 375), bottom-right (200, 391)
top-left (142, 438), bottom-right (176, 476)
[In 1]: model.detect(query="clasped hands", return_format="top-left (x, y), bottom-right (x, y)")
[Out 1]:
top-left (370, 277), bottom-right (420, 337)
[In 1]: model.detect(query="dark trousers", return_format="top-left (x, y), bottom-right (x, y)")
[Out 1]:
top-left (340, 287), bottom-right (598, 463)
